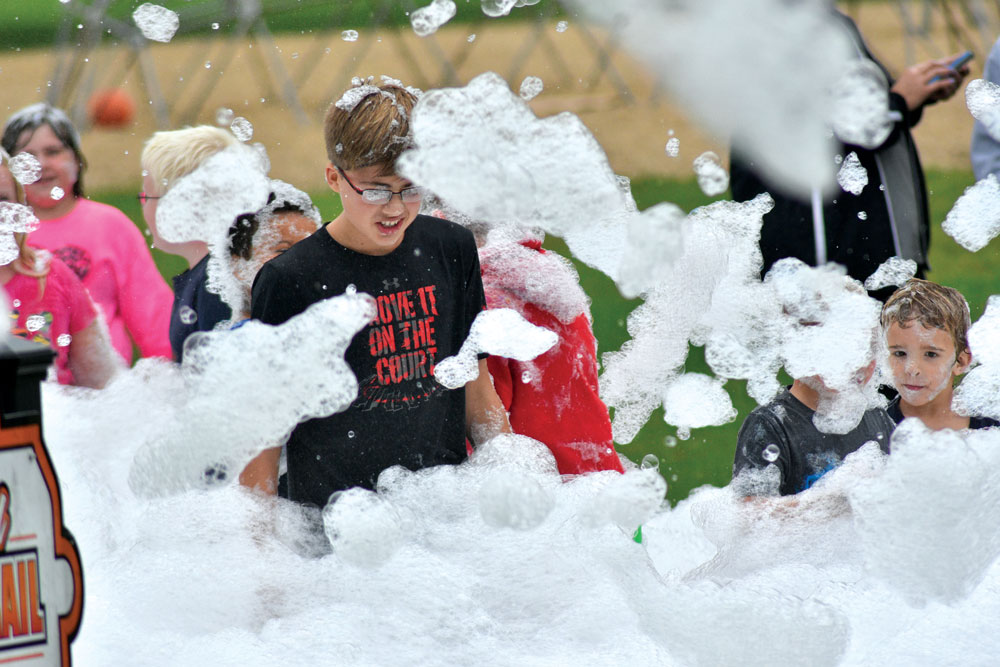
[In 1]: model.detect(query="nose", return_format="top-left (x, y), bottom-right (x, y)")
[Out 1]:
top-left (904, 357), bottom-right (920, 375)
top-left (383, 193), bottom-right (406, 214)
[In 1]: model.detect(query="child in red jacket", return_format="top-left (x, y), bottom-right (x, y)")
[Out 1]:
top-left (477, 231), bottom-right (624, 475)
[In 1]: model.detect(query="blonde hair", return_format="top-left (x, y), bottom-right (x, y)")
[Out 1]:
top-left (324, 78), bottom-right (418, 173)
top-left (141, 125), bottom-right (239, 195)
top-left (1, 148), bottom-right (50, 293)
top-left (882, 278), bottom-right (971, 359)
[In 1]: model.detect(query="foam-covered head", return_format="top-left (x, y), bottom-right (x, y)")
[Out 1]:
top-left (325, 77), bottom-right (420, 174)
top-left (882, 278), bottom-right (971, 362)
top-left (141, 125), bottom-right (240, 196)
top-left (1, 103), bottom-right (86, 197)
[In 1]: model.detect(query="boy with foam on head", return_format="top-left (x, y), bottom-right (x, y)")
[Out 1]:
top-left (733, 259), bottom-right (895, 498)
top-left (140, 126), bottom-right (239, 361)
top-left (881, 278), bottom-right (998, 430)
top-left (241, 78), bottom-right (511, 504)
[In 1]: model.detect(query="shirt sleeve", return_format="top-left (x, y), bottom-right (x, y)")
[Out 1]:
top-left (109, 208), bottom-right (174, 358)
top-left (52, 259), bottom-right (98, 334)
top-left (732, 408), bottom-right (791, 496)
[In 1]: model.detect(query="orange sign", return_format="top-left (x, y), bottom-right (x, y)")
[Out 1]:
top-left (0, 424), bottom-right (84, 666)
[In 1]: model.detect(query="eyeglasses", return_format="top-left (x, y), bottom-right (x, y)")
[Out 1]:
top-left (136, 192), bottom-right (162, 205)
top-left (337, 167), bottom-right (423, 206)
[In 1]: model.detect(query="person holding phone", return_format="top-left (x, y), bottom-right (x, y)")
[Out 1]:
top-left (731, 10), bottom-right (970, 300)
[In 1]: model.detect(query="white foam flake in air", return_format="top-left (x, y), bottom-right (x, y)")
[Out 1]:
top-left (519, 76), bottom-right (543, 100)
top-left (566, 0), bottom-right (851, 197)
top-left (693, 151), bottom-right (729, 196)
top-left (50, 186), bottom-right (65, 201)
top-left (215, 107), bottom-right (234, 126)
top-left (863, 256), bottom-right (916, 291)
top-left (8, 152), bottom-right (41, 185)
top-left (410, 0), bottom-right (457, 37)
top-left (434, 308), bottom-right (557, 389)
top-left (836, 151), bottom-right (868, 195)
top-left (942, 173), bottom-right (1000, 252)
top-left (155, 145), bottom-right (270, 317)
top-left (663, 373), bottom-right (737, 431)
top-left (132, 3), bottom-right (180, 43)
top-left (400, 72), bottom-right (632, 279)
top-left (342, 29), bottom-right (359, 41)
top-left (829, 59), bottom-right (894, 149)
top-left (665, 136), bottom-right (680, 157)
top-left (229, 117), bottom-right (253, 142)
top-left (966, 78), bottom-right (1000, 141)
top-left (953, 295), bottom-right (1000, 421)
top-left (0, 202), bottom-right (40, 264)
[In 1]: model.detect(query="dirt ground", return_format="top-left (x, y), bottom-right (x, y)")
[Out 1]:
top-left (0, 2), bottom-right (993, 193)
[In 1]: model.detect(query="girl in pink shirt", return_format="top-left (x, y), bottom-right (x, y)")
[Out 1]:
top-left (2, 104), bottom-right (173, 363)
top-left (1, 149), bottom-right (118, 387)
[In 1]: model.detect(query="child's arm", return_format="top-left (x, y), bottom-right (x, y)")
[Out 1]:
top-left (466, 358), bottom-right (512, 447)
top-left (239, 446), bottom-right (282, 495)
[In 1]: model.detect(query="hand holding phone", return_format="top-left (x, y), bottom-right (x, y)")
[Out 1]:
top-left (929, 50), bottom-right (973, 83)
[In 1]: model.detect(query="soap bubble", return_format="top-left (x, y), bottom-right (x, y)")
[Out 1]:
top-left (50, 186), bottom-right (65, 201)
top-left (640, 453), bottom-right (660, 470)
top-left (519, 76), bottom-right (543, 101)
top-left (342, 30), bottom-right (359, 41)
top-left (215, 107), bottom-right (234, 126)
top-left (556, 20), bottom-right (568, 33)
top-left (132, 3), bottom-right (180, 43)
top-left (8, 153), bottom-right (41, 185)
top-left (57, 333), bottom-right (72, 347)
top-left (762, 444), bottom-right (780, 462)
top-left (229, 117), bottom-right (253, 142)
top-left (178, 306), bottom-right (198, 325)
top-left (481, 0), bottom-right (518, 18)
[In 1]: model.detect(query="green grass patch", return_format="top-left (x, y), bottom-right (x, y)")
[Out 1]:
top-left (2, 1), bottom-right (559, 53)
top-left (89, 167), bottom-right (995, 504)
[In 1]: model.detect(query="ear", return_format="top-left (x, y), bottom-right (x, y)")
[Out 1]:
top-left (954, 346), bottom-right (972, 376)
top-left (859, 359), bottom-right (877, 385)
top-left (325, 163), bottom-right (341, 193)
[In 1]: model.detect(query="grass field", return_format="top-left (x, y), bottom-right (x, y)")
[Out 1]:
top-left (1, 1), bottom-right (556, 52)
top-left (94, 167), bottom-right (994, 504)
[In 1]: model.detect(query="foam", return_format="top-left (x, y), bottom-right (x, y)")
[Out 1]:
top-left (864, 256), bottom-right (917, 291)
top-left (411, 0), bottom-right (457, 37)
top-left (0, 201), bottom-right (39, 264)
top-left (837, 151), bottom-right (868, 195)
top-left (132, 3), bottom-right (180, 43)
top-left (941, 174), bottom-right (1000, 252)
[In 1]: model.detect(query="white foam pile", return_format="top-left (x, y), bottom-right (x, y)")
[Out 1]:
top-left (43, 378), bottom-right (1000, 664)
top-left (411, 0), bottom-right (457, 37)
top-left (156, 145), bottom-right (270, 316)
top-left (132, 3), bottom-right (180, 43)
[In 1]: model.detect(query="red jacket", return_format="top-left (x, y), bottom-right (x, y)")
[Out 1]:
top-left (480, 239), bottom-right (623, 475)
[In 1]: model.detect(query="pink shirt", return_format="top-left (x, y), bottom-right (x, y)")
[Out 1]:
top-left (27, 198), bottom-right (173, 362)
top-left (4, 258), bottom-right (98, 384)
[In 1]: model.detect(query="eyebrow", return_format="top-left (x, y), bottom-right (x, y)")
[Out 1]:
top-left (359, 178), bottom-right (413, 189)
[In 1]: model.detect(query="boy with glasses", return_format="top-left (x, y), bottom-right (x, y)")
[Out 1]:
top-left (241, 79), bottom-right (511, 506)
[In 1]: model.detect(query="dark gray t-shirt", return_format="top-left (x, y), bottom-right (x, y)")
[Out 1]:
top-left (732, 389), bottom-right (895, 496)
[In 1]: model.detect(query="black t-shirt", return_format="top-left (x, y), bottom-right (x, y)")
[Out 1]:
top-left (251, 215), bottom-right (486, 507)
top-left (733, 389), bottom-right (895, 496)
top-left (170, 255), bottom-right (233, 362)
top-left (885, 395), bottom-right (1000, 430)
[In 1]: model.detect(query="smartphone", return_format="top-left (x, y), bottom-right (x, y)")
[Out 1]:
top-left (929, 50), bottom-right (974, 83)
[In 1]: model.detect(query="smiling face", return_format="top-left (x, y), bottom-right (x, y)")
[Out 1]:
top-left (886, 320), bottom-right (969, 407)
top-left (325, 163), bottom-right (421, 255)
top-left (15, 124), bottom-right (79, 215)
